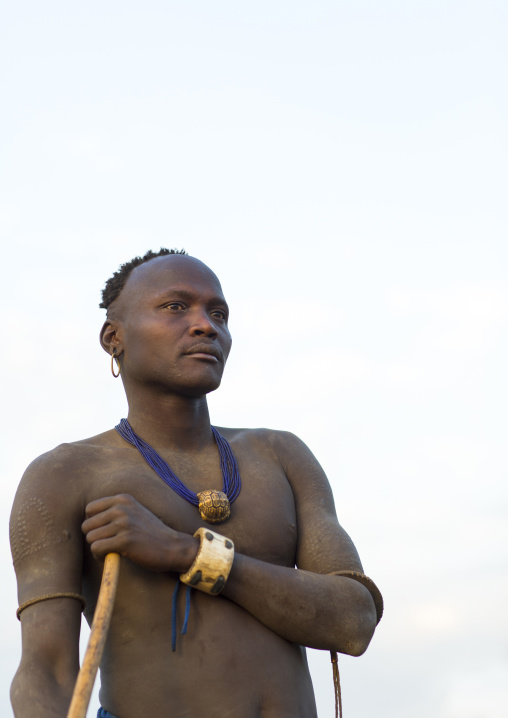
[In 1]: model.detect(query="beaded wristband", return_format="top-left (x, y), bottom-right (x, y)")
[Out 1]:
top-left (180, 527), bottom-right (235, 595)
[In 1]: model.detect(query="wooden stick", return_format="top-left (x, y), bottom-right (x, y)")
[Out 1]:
top-left (66, 553), bottom-right (121, 718)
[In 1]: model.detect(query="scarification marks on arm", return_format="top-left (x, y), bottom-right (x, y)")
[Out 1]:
top-left (10, 496), bottom-right (72, 564)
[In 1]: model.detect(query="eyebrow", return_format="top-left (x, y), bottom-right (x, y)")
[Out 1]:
top-left (156, 288), bottom-right (229, 309)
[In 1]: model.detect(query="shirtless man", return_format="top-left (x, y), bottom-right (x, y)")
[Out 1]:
top-left (10, 249), bottom-right (382, 718)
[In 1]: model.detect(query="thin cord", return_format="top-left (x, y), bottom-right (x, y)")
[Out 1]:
top-left (171, 582), bottom-right (180, 652)
top-left (331, 651), bottom-right (342, 718)
top-left (182, 586), bottom-right (192, 635)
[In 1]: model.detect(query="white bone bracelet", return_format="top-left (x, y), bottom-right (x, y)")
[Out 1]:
top-left (180, 527), bottom-right (235, 595)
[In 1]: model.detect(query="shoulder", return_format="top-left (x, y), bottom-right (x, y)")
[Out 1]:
top-left (217, 425), bottom-right (313, 454)
top-left (9, 433), bottom-right (122, 580)
top-left (20, 429), bottom-right (123, 480)
top-left (217, 426), bottom-right (307, 460)
top-left (11, 430), bottom-right (122, 527)
top-left (216, 425), bottom-right (300, 446)
top-left (10, 446), bottom-right (86, 544)
top-left (218, 426), bottom-right (328, 493)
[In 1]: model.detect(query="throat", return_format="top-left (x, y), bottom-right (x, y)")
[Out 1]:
top-left (125, 395), bottom-right (212, 451)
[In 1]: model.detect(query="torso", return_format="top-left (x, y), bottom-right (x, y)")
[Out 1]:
top-left (71, 427), bottom-right (317, 718)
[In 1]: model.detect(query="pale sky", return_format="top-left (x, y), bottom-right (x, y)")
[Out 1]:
top-left (1, 2), bottom-right (507, 717)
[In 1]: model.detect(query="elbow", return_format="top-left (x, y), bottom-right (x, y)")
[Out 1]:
top-left (338, 618), bottom-right (376, 657)
top-left (10, 668), bottom-right (36, 717)
top-left (349, 596), bottom-right (378, 656)
top-left (346, 626), bottom-right (375, 657)
top-left (10, 671), bottom-right (22, 715)
top-left (11, 660), bottom-right (78, 717)
top-left (331, 589), bottom-right (379, 657)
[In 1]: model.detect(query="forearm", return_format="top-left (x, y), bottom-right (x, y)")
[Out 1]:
top-left (222, 553), bottom-right (378, 655)
top-left (82, 494), bottom-right (379, 654)
top-left (11, 662), bottom-right (77, 718)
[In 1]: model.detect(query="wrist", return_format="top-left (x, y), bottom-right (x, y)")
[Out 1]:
top-left (168, 532), bottom-right (200, 573)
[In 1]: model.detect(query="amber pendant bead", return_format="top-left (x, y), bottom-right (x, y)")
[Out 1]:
top-left (197, 490), bottom-right (231, 524)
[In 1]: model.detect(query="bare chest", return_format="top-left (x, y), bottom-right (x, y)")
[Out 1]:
top-left (84, 441), bottom-right (298, 566)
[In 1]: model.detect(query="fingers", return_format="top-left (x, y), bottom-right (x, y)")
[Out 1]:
top-left (85, 493), bottom-right (135, 519)
top-left (83, 507), bottom-right (136, 562)
top-left (82, 495), bottom-right (135, 558)
top-left (87, 536), bottom-right (124, 562)
top-left (82, 494), bottom-right (138, 537)
top-left (82, 512), bottom-right (121, 561)
top-left (81, 494), bottom-right (178, 570)
top-left (83, 520), bottom-right (118, 544)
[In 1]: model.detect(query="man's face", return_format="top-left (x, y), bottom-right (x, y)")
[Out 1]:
top-left (111, 255), bottom-right (232, 397)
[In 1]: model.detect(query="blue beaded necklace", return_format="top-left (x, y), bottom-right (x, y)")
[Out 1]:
top-left (115, 418), bottom-right (241, 524)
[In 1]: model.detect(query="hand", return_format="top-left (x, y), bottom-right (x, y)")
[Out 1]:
top-left (82, 494), bottom-right (198, 572)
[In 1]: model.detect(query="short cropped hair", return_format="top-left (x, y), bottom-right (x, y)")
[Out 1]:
top-left (100, 248), bottom-right (187, 311)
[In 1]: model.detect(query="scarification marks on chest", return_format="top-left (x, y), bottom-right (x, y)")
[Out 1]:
top-left (10, 496), bottom-right (70, 563)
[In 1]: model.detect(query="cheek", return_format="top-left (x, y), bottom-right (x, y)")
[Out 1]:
top-left (123, 320), bottom-right (173, 360)
top-left (222, 332), bottom-right (232, 360)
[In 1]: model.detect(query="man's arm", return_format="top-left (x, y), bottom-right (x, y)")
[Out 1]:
top-left (11, 601), bottom-right (82, 718)
top-left (10, 448), bottom-right (86, 718)
top-left (83, 431), bottom-right (380, 656)
top-left (223, 430), bottom-right (379, 654)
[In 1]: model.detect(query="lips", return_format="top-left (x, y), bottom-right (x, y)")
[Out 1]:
top-left (184, 343), bottom-right (222, 361)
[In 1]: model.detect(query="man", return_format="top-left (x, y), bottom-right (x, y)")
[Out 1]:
top-left (10, 249), bottom-right (382, 718)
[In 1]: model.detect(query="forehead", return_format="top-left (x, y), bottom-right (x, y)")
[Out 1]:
top-left (121, 255), bottom-right (226, 305)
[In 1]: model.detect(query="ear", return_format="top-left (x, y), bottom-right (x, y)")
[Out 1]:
top-left (100, 320), bottom-right (123, 357)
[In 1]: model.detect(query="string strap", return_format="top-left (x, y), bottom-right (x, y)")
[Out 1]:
top-left (17, 592), bottom-right (86, 620)
top-left (171, 582), bottom-right (193, 652)
top-left (330, 651), bottom-right (342, 718)
top-left (327, 570), bottom-right (383, 718)
top-left (182, 585), bottom-right (192, 635)
top-left (171, 582), bottom-right (180, 652)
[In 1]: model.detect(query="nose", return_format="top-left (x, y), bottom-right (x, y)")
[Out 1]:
top-left (188, 310), bottom-right (218, 339)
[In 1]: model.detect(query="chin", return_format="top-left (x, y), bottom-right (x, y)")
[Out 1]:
top-left (179, 382), bottom-right (221, 398)
top-left (173, 374), bottom-right (223, 398)
top-left (145, 364), bottom-right (224, 397)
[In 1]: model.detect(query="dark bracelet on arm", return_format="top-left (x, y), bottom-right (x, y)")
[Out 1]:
top-left (327, 570), bottom-right (383, 624)
top-left (327, 571), bottom-right (383, 718)
top-left (16, 592), bottom-right (86, 620)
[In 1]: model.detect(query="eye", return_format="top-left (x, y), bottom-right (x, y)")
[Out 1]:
top-left (211, 309), bottom-right (227, 321)
top-left (164, 302), bottom-right (185, 311)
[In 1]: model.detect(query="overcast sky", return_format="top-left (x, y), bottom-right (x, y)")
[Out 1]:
top-left (1, 2), bottom-right (507, 716)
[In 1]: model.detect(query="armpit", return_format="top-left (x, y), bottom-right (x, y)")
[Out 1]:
top-left (10, 496), bottom-right (72, 565)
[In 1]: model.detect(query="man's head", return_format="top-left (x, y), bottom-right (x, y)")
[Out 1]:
top-left (100, 250), bottom-right (231, 398)
top-left (100, 248), bottom-right (188, 314)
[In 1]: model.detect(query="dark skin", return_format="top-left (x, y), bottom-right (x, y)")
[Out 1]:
top-left (10, 255), bottom-right (378, 718)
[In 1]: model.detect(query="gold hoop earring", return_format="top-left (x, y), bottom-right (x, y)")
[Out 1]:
top-left (111, 352), bottom-right (121, 378)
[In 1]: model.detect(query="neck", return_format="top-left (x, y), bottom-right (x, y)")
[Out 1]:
top-left (125, 390), bottom-right (213, 451)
